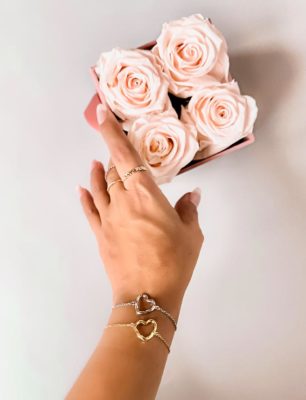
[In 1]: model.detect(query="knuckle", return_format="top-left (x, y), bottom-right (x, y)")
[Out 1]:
top-left (91, 177), bottom-right (105, 193)
top-left (130, 170), bottom-right (156, 187)
top-left (92, 183), bottom-right (106, 197)
top-left (101, 119), bottom-right (117, 134)
top-left (133, 173), bottom-right (151, 187)
top-left (86, 205), bottom-right (98, 217)
top-left (113, 142), bottom-right (136, 163)
top-left (92, 181), bottom-right (103, 191)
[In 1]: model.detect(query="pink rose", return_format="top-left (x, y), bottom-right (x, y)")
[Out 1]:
top-left (127, 112), bottom-right (199, 184)
top-left (181, 81), bottom-right (258, 159)
top-left (152, 14), bottom-right (229, 98)
top-left (95, 48), bottom-right (171, 128)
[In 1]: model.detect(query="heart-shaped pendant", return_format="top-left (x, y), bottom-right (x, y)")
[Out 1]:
top-left (134, 319), bottom-right (157, 341)
top-left (135, 293), bottom-right (156, 315)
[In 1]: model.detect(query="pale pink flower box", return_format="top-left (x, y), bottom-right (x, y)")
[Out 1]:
top-left (84, 41), bottom-right (255, 177)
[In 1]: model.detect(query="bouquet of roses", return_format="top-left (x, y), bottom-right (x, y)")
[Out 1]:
top-left (85, 14), bottom-right (258, 184)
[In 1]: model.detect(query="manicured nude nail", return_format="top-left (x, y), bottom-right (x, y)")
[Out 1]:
top-left (96, 103), bottom-right (107, 125)
top-left (190, 187), bottom-right (201, 207)
top-left (76, 184), bottom-right (83, 196)
top-left (99, 91), bottom-right (107, 105)
top-left (91, 159), bottom-right (103, 170)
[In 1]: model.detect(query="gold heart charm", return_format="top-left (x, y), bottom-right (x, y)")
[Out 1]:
top-left (134, 319), bottom-right (157, 341)
top-left (135, 293), bottom-right (156, 315)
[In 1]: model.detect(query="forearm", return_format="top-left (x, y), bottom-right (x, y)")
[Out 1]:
top-left (66, 294), bottom-right (182, 400)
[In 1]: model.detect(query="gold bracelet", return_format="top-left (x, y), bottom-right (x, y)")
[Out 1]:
top-left (105, 318), bottom-right (171, 353)
top-left (112, 293), bottom-right (177, 330)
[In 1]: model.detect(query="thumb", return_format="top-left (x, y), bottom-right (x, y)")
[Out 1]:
top-left (175, 187), bottom-right (202, 225)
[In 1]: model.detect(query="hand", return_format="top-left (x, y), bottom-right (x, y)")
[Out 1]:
top-left (78, 103), bottom-right (204, 316)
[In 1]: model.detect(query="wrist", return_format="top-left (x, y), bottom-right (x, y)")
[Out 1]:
top-left (108, 291), bottom-right (183, 347)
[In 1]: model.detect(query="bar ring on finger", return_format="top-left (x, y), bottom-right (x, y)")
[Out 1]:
top-left (122, 165), bottom-right (148, 182)
top-left (107, 179), bottom-right (123, 193)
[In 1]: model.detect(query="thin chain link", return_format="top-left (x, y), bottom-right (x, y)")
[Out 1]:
top-left (112, 301), bottom-right (136, 309)
top-left (154, 332), bottom-right (171, 353)
top-left (105, 322), bottom-right (134, 328)
top-left (154, 306), bottom-right (177, 330)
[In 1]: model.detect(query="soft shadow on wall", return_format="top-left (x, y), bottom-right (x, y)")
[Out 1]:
top-left (229, 48), bottom-right (298, 130)
top-left (159, 48), bottom-right (303, 400)
top-left (230, 48), bottom-right (306, 204)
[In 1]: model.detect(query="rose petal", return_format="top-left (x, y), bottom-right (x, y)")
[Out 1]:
top-left (153, 14), bottom-right (230, 98)
top-left (180, 81), bottom-right (258, 159)
top-left (128, 111), bottom-right (199, 184)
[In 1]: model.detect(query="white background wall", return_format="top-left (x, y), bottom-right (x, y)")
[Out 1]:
top-left (1, 0), bottom-right (306, 399)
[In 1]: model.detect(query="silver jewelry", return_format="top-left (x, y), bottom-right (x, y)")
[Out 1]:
top-left (112, 293), bottom-right (177, 330)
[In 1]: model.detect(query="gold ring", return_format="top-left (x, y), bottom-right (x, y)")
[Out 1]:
top-left (122, 165), bottom-right (148, 182)
top-left (107, 179), bottom-right (123, 193)
top-left (105, 165), bottom-right (116, 180)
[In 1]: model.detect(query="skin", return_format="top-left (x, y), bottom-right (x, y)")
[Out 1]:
top-left (66, 103), bottom-right (204, 400)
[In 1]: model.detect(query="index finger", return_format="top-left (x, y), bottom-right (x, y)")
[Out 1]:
top-left (96, 103), bottom-right (144, 178)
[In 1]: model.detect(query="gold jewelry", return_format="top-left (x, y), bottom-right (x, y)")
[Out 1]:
top-left (105, 318), bottom-right (170, 353)
top-left (107, 179), bottom-right (123, 193)
top-left (105, 164), bottom-right (116, 180)
top-left (112, 293), bottom-right (177, 330)
top-left (122, 165), bottom-right (148, 182)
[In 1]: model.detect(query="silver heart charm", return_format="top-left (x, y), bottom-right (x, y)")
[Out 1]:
top-left (135, 293), bottom-right (156, 315)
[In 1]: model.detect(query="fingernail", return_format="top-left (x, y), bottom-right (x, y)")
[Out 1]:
top-left (99, 91), bottom-right (107, 105)
top-left (91, 159), bottom-right (103, 170)
top-left (190, 187), bottom-right (201, 207)
top-left (96, 103), bottom-right (107, 125)
top-left (91, 159), bottom-right (98, 169)
top-left (76, 184), bottom-right (83, 196)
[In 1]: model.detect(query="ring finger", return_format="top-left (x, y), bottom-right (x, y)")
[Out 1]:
top-left (105, 159), bottom-right (125, 197)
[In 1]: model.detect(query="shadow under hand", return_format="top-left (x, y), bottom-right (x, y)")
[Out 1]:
top-left (229, 48), bottom-right (298, 130)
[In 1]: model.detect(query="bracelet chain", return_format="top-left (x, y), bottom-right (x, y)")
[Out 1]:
top-left (112, 294), bottom-right (177, 330)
